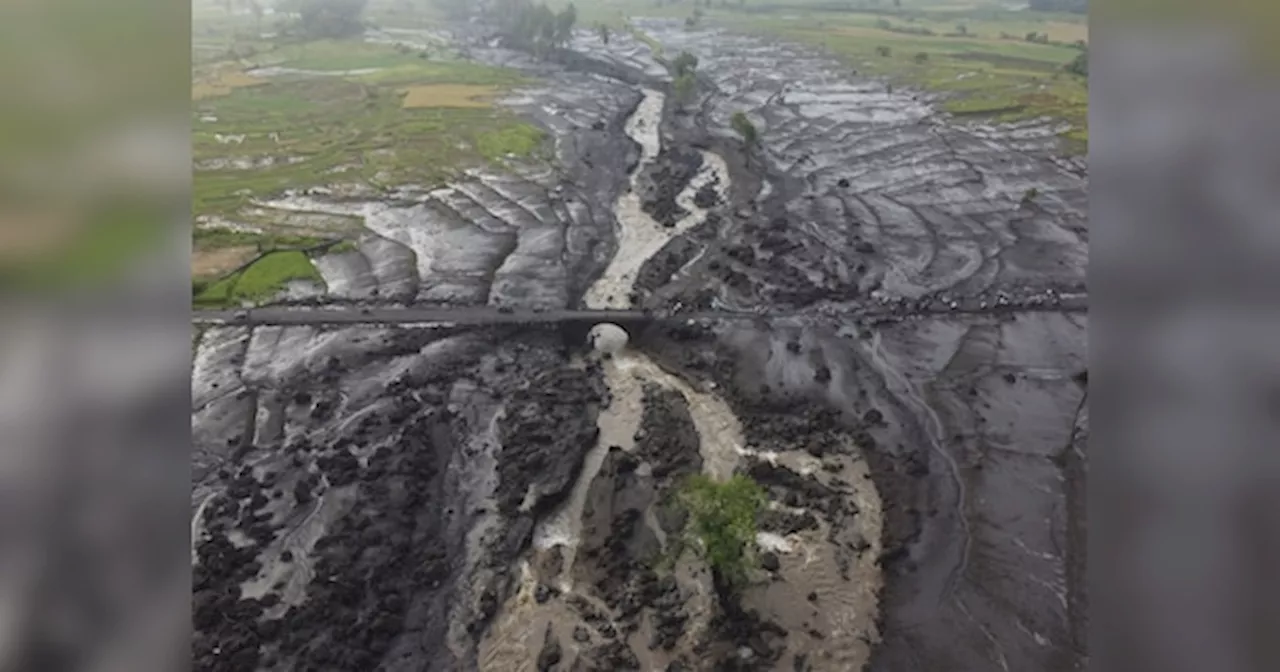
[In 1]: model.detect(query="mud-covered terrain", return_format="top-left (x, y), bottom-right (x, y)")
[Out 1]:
top-left (193, 15), bottom-right (1086, 672)
top-left (587, 18), bottom-right (1090, 671)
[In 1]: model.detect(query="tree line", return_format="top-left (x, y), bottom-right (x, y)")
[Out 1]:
top-left (489, 0), bottom-right (578, 58)
top-left (1029, 0), bottom-right (1087, 13)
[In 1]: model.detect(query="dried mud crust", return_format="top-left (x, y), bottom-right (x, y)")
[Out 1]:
top-left (191, 326), bottom-right (605, 672)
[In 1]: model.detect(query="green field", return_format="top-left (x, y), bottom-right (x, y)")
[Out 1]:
top-left (193, 2), bottom-right (548, 306)
top-left (193, 50), bottom-right (539, 220)
top-left (193, 249), bottom-right (327, 306)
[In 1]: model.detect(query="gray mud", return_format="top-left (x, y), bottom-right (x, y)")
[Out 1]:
top-left (612, 18), bottom-right (1088, 671)
top-left (193, 15), bottom-right (1086, 672)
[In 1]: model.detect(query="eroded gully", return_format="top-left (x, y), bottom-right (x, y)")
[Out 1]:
top-left (478, 87), bottom-right (745, 670)
top-left (480, 83), bottom-right (882, 671)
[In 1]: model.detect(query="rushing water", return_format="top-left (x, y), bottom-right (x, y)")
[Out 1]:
top-left (484, 86), bottom-right (745, 672)
top-left (582, 89), bottom-right (731, 310)
top-left (531, 89), bottom-right (740, 578)
top-left (484, 84), bottom-right (881, 671)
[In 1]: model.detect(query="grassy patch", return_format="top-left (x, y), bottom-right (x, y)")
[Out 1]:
top-left (355, 60), bottom-right (529, 87)
top-left (274, 39), bottom-right (440, 71)
top-left (193, 227), bottom-right (332, 253)
top-left (328, 240), bottom-right (359, 254)
top-left (400, 84), bottom-right (499, 108)
top-left (476, 122), bottom-right (547, 160)
top-left (1059, 125), bottom-right (1088, 154)
top-left (194, 250), bottom-right (324, 306)
top-left (193, 68), bottom-right (268, 100)
top-left (193, 245), bottom-right (260, 278)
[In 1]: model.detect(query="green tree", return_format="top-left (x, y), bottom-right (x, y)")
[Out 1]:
top-left (677, 474), bottom-right (767, 590)
top-left (1065, 49), bottom-right (1088, 77)
top-left (495, 0), bottom-right (571, 57)
top-left (731, 111), bottom-right (757, 147)
top-left (673, 72), bottom-right (696, 106)
top-left (554, 3), bottom-right (577, 47)
top-left (671, 50), bottom-right (699, 78)
top-left (247, 0), bottom-right (264, 33)
top-left (297, 0), bottom-right (368, 38)
top-left (536, 4), bottom-right (556, 51)
top-left (670, 51), bottom-right (699, 108)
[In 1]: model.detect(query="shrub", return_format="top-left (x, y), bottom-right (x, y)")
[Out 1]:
top-left (672, 50), bottom-right (699, 78)
top-left (730, 111), bottom-right (757, 147)
top-left (677, 474), bottom-right (767, 590)
top-left (674, 72), bottom-right (696, 105)
top-left (1065, 49), bottom-right (1088, 77)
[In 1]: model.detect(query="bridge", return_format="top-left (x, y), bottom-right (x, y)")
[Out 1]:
top-left (192, 294), bottom-right (1087, 341)
top-left (193, 306), bottom-right (672, 341)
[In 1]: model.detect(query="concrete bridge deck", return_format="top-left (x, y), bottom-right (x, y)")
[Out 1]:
top-left (191, 294), bottom-right (1086, 328)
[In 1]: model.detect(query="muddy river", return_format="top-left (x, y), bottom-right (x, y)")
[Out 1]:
top-left (192, 17), bottom-right (1086, 672)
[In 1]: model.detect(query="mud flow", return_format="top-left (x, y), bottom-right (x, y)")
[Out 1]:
top-left (193, 15), bottom-right (1086, 672)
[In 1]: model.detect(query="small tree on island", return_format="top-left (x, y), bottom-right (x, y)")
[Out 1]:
top-left (732, 111), bottom-right (757, 162)
top-left (672, 50), bottom-right (699, 78)
top-left (670, 51), bottom-right (700, 109)
top-left (674, 72), bottom-right (696, 107)
top-left (676, 474), bottom-right (767, 593)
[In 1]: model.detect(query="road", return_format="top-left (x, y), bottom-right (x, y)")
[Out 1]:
top-left (191, 294), bottom-right (1087, 326)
